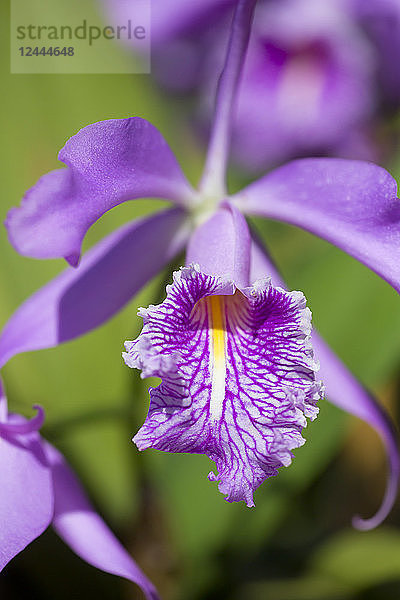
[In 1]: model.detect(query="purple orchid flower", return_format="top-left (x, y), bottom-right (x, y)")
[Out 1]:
top-left (103, 0), bottom-right (377, 169)
top-left (3, 0), bottom-right (400, 529)
top-left (230, 0), bottom-right (376, 169)
top-left (123, 213), bottom-right (322, 507)
top-left (0, 379), bottom-right (158, 599)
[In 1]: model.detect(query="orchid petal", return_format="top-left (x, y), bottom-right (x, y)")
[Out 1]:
top-left (46, 443), bottom-right (159, 600)
top-left (186, 201), bottom-right (251, 287)
top-left (0, 382), bottom-right (53, 571)
top-left (124, 265), bottom-right (321, 506)
top-left (250, 235), bottom-right (400, 529)
top-left (6, 118), bottom-right (194, 265)
top-left (0, 209), bottom-right (189, 369)
top-left (0, 405), bottom-right (44, 435)
top-left (235, 158), bottom-right (400, 293)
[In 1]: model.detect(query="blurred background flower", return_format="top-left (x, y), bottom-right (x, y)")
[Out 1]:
top-left (1, 0), bottom-right (400, 599)
top-left (103, 0), bottom-right (400, 171)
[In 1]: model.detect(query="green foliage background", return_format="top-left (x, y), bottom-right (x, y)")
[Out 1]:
top-left (1, 1), bottom-right (400, 599)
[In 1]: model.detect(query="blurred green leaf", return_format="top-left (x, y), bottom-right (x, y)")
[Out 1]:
top-left (310, 528), bottom-right (400, 590)
top-left (224, 399), bottom-right (347, 558)
top-left (237, 576), bottom-right (350, 600)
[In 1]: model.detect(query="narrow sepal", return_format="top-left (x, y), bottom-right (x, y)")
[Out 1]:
top-left (235, 158), bottom-right (400, 293)
top-left (250, 234), bottom-right (400, 529)
top-left (0, 209), bottom-right (189, 368)
top-left (47, 444), bottom-right (160, 600)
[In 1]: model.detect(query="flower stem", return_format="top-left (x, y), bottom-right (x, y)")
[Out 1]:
top-left (199, 0), bottom-right (258, 198)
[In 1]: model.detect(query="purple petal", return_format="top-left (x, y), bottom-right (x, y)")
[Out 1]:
top-left (124, 265), bottom-right (321, 507)
top-left (231, 0), bottom-right (375, 170)
top-left (46, 443), bottom-right (159, 600)
top-left (0, 405), bottom-right (44, 435)
top-left (6, 118), bottom-right (194, 265)
top-left (0, 209), bottom-right (189, 369)
top-left (235, 158), bottom-right (400, 293)
top-left (250, 235), bottom-right (400, 529)
top-left (0, 386), bottom-right (53, 571)
top-left (186, 201), bottom-right (251, 288)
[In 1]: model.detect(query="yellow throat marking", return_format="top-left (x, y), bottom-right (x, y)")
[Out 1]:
top-left (207, 295), bottom-right (226, 421)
